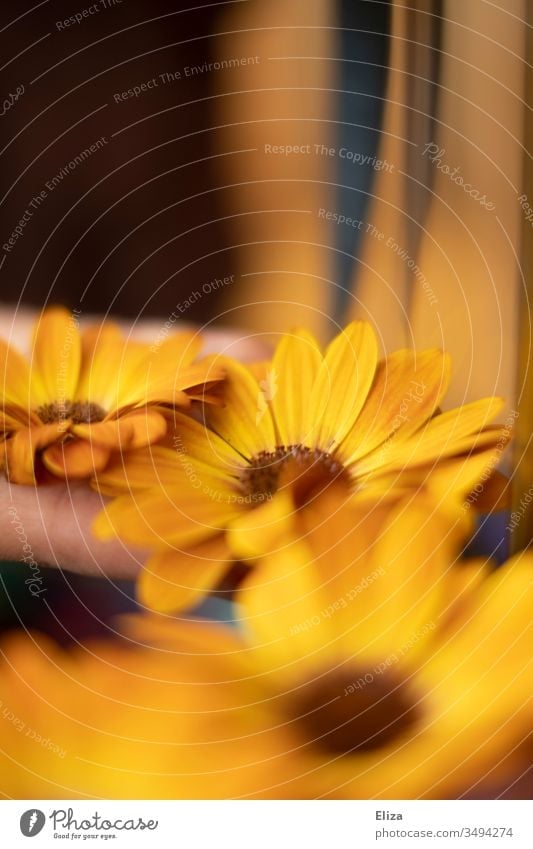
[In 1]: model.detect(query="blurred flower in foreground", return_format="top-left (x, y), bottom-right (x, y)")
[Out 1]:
top-left (0, 307), bottom-right (224, 484)
top-left (94, 321), bottom-right (510, 611)
top-left (0, 495), bottom-right (529, 799)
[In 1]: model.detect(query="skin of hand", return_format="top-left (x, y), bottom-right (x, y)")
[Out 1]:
top-left (0, 306), bottom-right (269, 578)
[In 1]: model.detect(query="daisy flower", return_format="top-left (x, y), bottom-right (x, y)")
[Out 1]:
top-left (0, 306), bottom-right (224, 484)
top-left (94, 321), bottom-right (510, 611)
top-left (235, 493), bottom-right (532, 799)
top-left (1, 495), bottom-right (530, 799)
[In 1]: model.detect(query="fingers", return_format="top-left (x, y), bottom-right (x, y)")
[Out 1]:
top-left (0, 478), bottom-right (145, 579)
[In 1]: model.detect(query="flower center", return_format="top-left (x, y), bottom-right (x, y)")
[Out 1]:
top-left (241, 445), bottom-right (349, 507)
top-left (289, 667), bottom-right (420, 755)
top-left (36, 401), bottom-right (106, 425)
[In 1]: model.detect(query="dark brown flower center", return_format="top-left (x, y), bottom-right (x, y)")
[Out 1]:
top-left (241, 445), bottom-right (349, 507)
top-left (37, 400), bottom-right (106, 425)
top-left (289, 667), bottom-right (420, 755)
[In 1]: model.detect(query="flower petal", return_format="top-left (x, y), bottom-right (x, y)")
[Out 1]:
top-left (0, 339), bottom-right (35, 408)
top-left (0, 406), bottom-right (34, 432)
top-left (240, 490), bottom-right (466, 678)
top-left (93, 485), bottom-right (241, 549)
top-left (353, 397), bottom-right (506, 477)
top-left (342, 497), bottom-right (459, 661)
top-left (337, 349), bottom-right (451, 465)
top-left (73, 409), bottom-right (167, 450)
top-left (400, 553), bottom-right (533, 799)
top-left (94, 436), bottom-right (241, 502)
top-left (42, 436), bottom-right (111, 478)
top-left (227, 490), bottom-right (294, 560)
top-left (239, 535), bottom-right (333, 676)
top-left (206, 358), bottom-right (277, 458)
top-left (92, 446), bottom-right (180, 494)
top-left (78, 323), bottom-right (147, 411)
top-left (167, 410), bottom-right (245, 471)
top-left (5, 422), bottom-right (70, 484)
top-left (427, 551), bottom-right (533, 681)
top-left (361, 443), bottom-right (511, 507)
top-left (309, 321), bottom-right (379, 451)
top-left (137, 536), bottom-right (231, 613)
top-left (156, 330), bottom-right (203, 367)
top-left (132, 347), bottom-right (225, 408)
top-left (269, 329), bottom-right (322, 446)
top-left (31, 307), bottom-right (81, 405)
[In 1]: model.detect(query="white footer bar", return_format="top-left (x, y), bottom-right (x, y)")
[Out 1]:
top-left (0, 800), bottom-right (531, 848)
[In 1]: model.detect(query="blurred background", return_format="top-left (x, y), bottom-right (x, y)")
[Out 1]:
top-left (1, 1), bottom-right (531, 643)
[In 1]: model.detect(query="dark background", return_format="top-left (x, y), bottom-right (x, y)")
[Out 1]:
top-left (1, 0), bottom-right (244, 321)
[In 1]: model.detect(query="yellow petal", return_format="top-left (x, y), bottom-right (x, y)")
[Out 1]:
top-left (0, 406), bottom-right (34, 432)
top-left (427, 448), bottom-right (511, 507)
top-left (227, 490), bottom-right (294, 560)
top-left (137, 536), bottom-right (231, 613)
top-left (353, 396), bottom-right (506, 477)
top-left (205, 357), bottom-right (276, 458)
top-left (344, 498), bottom-right (457, 662)
top-left (304, 489), bottom-right (465, 664)
top-left (338, 349), bottom-right (451, 465)
top-left (436, 558), bottom-right (490, 633)
top-left (247, 360), bottom-right (271, 384)
top-left (363, 443), bottom-right (510, 507)
top-left (167, 410), bottom-right (244, 471)
top-left (78, 322), bottom-right (147, 411)
top-left (426, 551), bottom-right (533, 683)
top-left (132, 346), bottom-right (225, 407)
top-left (156, 330), bottom-right (203, 367)
top-left (398, 554), bottom-right (533, 799)
top-left (269, 329), bottom-right (322, 446)
top-left (93, 485), bottom-right (241, 548)
top-left (465, 470), bottom-right (511, 511)
top-left (0, 339), bottom-right (35, 408)
top-left (42, 436), bottom-right (111, 478)
top-left (80, 323), bottom-right (224, 413)
top-left (73, 409), bottom-right (167, 450)
top-left (239, 535), bottom-right (334, 677)
top-left (122, 613), bottom-right (245, 654)
top-left (5, 423), bottom-right (69, 484)
top-left (240, 490), bottom-right (465, 677)
top-left (121, 409), bottom-right (168, 448)
top-left (94, 443), bottom-right (240, 504)
top-left (31, 307), bottom-right (81, 405)
top-left (93, 445), bottom-right (184, 494)
top-left (309, 321), bottom-right (379, 451)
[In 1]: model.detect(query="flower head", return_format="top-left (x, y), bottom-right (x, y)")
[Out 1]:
top-left (0, 307), bottom-right (224, 484)
top-left (234, 495), bottom-right (532, 799)
top-left (94, 321), bottom-right (510, 612)
top-left (1, 495), bottom-right (530, 799)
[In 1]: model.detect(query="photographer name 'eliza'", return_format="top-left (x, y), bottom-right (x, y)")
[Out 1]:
top-left (376, 811), bottom-right (403, 820)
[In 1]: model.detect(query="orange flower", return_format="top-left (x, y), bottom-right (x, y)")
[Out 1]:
top-left (94, 322), bottom-right (511, 612)
top-left (0, 307), bottom-right (224, 484)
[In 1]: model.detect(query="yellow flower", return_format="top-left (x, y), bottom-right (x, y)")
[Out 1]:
top-left (94, 321), bottom-right (510, 611)
top-left (0, 306), bottom-right (224, 484)
top-left (0, 495), bottom-right (530, 799)
top-left (0, 619), bottom-right (303, 800)
top-left (237, 495), bottom-right (532, 799)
